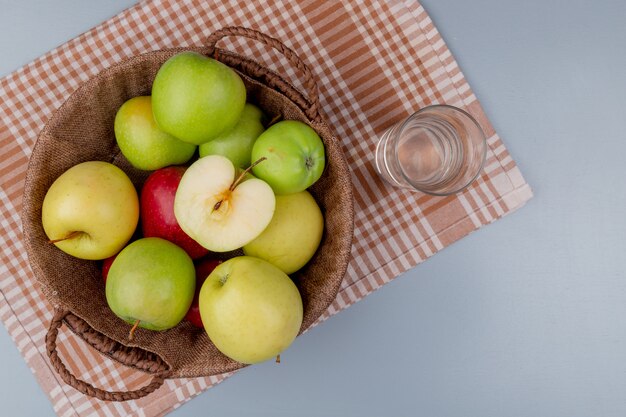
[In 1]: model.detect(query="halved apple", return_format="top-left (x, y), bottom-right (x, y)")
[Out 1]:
top-left (174, 155), bottom-right (275, 252)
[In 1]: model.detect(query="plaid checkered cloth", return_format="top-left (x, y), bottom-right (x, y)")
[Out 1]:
top-left (0, 1), bottom-right (532, 416)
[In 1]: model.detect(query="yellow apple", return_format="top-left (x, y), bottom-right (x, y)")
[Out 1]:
top-left (199, 256), bottom-right (303, 364)
top-left (114, 96), bottom-right (196, 171)
top-left (243, 191), bottom-right (323, 274)
top-left (42, 161), bottom-right (139, 260)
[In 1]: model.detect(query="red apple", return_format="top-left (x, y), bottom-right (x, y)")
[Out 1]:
top-left (185, 258), bottom-right (221, 328)
top-left (101, 254), bottom-right (118, 283)
top-left (140, 166), bottom-right (208, 260)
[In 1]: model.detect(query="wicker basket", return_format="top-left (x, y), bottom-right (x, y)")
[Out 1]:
top-left (21, 27), bottom-right (354, 401)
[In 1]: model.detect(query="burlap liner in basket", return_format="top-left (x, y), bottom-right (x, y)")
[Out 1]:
top-left (21, 27), bottom-right (354, 401)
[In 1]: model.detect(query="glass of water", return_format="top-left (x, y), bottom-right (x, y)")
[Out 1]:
top-left (374, 104), bottom-right (487, 196)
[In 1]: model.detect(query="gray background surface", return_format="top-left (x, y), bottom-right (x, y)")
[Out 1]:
top-left (2, 0), bottom-right (625, 416)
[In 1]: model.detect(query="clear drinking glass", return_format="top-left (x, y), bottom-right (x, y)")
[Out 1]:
top-left (374, 104), bottom-right (487, 196)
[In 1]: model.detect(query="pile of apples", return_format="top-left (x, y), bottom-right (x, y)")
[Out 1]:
top-left (41, 51), bottom-right (327, 364)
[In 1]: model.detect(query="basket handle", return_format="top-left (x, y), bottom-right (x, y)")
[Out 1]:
top-left (207, 26), bottom-right (321, 121)
top-left (46, 309), bottom-right (171, 402)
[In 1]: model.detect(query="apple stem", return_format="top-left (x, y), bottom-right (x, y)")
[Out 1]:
top-left (267, 114), bottom-right (282, 127)
top-left (229, 157), bottom-right (267, 191)
top-left (276, 354), bottom-right (281, 364)
top-left (128, 320), bottom-right (140, 341)
top-left (48, 230), bottom-right (82, 244)
top-left (212, 157), bottom-right (268, 213)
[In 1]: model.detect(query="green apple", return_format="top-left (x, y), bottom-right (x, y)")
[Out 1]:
top-left (174, 155), bottom-right (275, 252)
top-left (199, 103), bottom-right (265, 169)
top-left (243, 191), bottom-right (323, 274)
top-left (42, 161), bottom-right (139, 260)
top-left (152, 51), bottom-right (246, 145)
top-left (251, 120), bottom-right (325, 195)
top-left (106, 237), bottom-right (195, 332)
top-left (114, 96), bottom-right (196, 170)
top-left (199, 256), bottom-right (303, 364)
